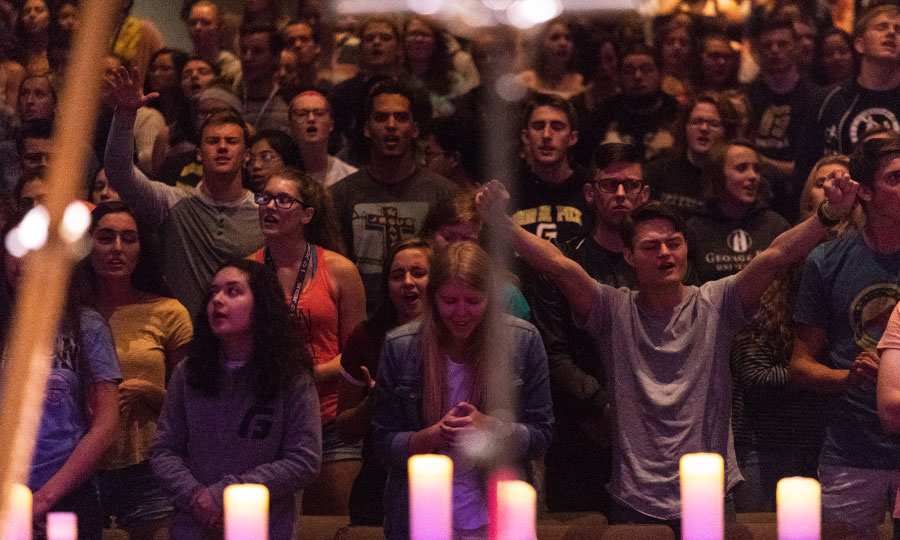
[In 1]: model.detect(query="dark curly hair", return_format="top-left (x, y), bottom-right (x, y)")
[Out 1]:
top-left (187, 259), bottom-right (313, 403)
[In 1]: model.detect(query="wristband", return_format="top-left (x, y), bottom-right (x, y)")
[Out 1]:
top-left (817, 201), bottom-right (842, 227)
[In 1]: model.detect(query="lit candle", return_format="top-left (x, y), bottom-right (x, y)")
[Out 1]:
top-left (408, 454), bottom-right (452, 540)
top-left (224, 484), bottom-right (269, 540)
top-left (46, 512), bottom-right (76, 540)
top-left (777, 477), bottom-right (820, 540)
top-left (495, 480), bottom-right (536, 540)
top-left (3, 484), bottom-right (32, 540)
top-left (680, 453), bottom-right (724, 540)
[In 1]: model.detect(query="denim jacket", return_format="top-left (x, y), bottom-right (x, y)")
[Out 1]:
top-left (371, 315), bottom-right (553, 540)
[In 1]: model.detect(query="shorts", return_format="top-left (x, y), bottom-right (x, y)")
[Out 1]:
top-left (97, 461), bottom-right (172, 527)
top-left (322, 421), bottom-right (362, 463)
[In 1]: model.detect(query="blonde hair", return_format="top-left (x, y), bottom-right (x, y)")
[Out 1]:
top-left (420, 241), bottom-right (500, 425)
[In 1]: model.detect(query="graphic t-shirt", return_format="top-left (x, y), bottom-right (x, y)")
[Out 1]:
top-left (687, 207), bottom-right (789, 283)
top-left (794, 231), bottom-right (900, 469)
top-left (29, 310), bottom-right (122, 492)
top-left (330, 167), bottom-right (457, 311)
top-left (746, 77), bottom-right (812, 163)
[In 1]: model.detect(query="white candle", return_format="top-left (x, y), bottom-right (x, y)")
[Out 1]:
top-left (495, 480), bottom-right (536, 540)
top-left (408, 454), bottom-right (452, 540)
top-left (224, 484), bottom-right (269, 540)
top-left (777, 477), bottom-right (820, 540)
top-left (680, 453), bottom-right (724, 540)
top-left (46, 512), bottom-right (76, 540)
top-left (3, 484), bottom-right (31, 540)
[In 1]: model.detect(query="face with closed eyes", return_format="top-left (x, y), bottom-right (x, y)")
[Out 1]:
top-left (435, 278), bottom-right (488, 345)
top-left (624, 218), bottom-right (688, 289)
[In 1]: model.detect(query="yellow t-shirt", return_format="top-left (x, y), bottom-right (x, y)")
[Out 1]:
top-left (99, 295), bottom-right (193, 469)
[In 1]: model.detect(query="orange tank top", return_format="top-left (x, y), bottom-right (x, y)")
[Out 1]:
top-left (252, 245), bottom-right (341, 424)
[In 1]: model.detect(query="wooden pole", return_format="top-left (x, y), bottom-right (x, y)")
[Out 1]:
top-left (0, 0), bottom-right (120, 527)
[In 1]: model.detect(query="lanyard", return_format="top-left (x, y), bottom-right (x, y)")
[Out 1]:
top-left (265, 242), bottom-right (312, 314)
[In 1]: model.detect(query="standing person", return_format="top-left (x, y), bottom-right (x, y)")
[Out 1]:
top-left (535, 143), bottom-right (647, 514)
top-left (372, 241), bottom-right (553, 540)
top-left (796, 5), bottom-right (900, 179)
top-left (599, 44), bottom-right (679, 162)
top-left (696, 33), bottom-right (739, 93)
top-left (150, 260), bottom-right (322, 540)
top-left (281, 19), bottom-right (331, 94)
top-left (330, 79), bottom-right (457, 312)
top-left (329, 15), bottom-right (406, 167)
top-left (238, 26), bottom-right (290, 134)
top-left (0, 218), bottom-right (121, 540)
top-left (518, 17), bottom-right (587, 99)
top-left (402, 15), bottom-right (474, 116)
top-left (289, 91), bottom-right (357, 187)
top-left (250, 168), bottom-right (367, 515)
top-left (510, 93), bottom-right (590, 246)
top-left (644, 92), bottom-right (733, 218)
top-left (687, 141), bottom-right (790, 283)
top-left (15, 0), bottom-right (50, 75)
top-left (476, 164), bottom-right (858, 532)
top-left (79, 202), bottom-right (193, 540)
top-left (186, 1), bottom-right (241, 89)
top-left (246, 130), bottom-right (302, 192)
top-left (745, 15), bottom-right (814, 220)
top-left (337, 238), bottom-right (432, 525)
top-left (655, 18), bottom-right (696, 106)
top-left (104, 66), bottom-right (264, 317)
top-left (789, 136), bottom-right (900, 540)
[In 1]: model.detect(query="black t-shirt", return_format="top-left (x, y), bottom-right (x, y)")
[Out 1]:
top-left (598, 92), bottom-right (679, 162)
top-left (508, 162), bottom-right (592, 245)
top-left (796, 80), bottom-right (900, 181)
top-left (687, 206), bottom-right (790, 283)
top-left (644, 153), bottom-right (706, 218)
top-left (746, 77), bottom-right (814, 164)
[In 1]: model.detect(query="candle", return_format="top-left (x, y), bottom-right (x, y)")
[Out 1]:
top-left (777, 477), bottom-right (820, 540)
top-left (224, 484), bottom-right (269, 540)
top-left (495, 480), bottom-right (536, 540)
top-left (3, 484), bottom-right (31, 540)
top-left (680, 453), bottom-right (724, 540)
top-left (408, 454), bottom-right (452, 540)
top-left (46, 512), bottom-right (76, 540)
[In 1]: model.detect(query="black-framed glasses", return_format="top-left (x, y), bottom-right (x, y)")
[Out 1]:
top-left (254, 191), bottom-right (310, 210)
top-left (593, 178), bottom-right (643, 193)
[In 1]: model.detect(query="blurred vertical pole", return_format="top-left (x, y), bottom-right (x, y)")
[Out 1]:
top-left (0, 0), bottom-right (120, 526)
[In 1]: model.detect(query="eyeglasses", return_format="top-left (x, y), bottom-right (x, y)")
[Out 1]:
top-left (687, 118), bottom-right (724, 130)
top-left (291, 108), bottom-right (329, 119)
top-left (254, 191), bottom-right (310, 210)
top-left (248, 150), bottom-right (282, 165)
top-left (593, 178), bottom-right (643, 193)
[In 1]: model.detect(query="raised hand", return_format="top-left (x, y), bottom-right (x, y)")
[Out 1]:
top-left (475, 180), bottom-right (511, 225)
top-left (823, 171), bottom-right (859, 219)
top-left (102, 65), bottom-right (159, 113)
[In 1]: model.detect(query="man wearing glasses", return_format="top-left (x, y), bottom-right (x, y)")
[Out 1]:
top-left (289, 91), bottom-right (357, 187)
top-left (104, 67), bottom-right (264, 317)
top-left (532, 142), bottom-right (647, 514)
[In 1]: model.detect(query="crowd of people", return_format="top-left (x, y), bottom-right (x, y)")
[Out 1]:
top-left (3, 0), bottom-right (900, 539)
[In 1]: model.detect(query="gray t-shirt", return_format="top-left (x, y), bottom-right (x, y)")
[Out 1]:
top-left (579, 275), bottom-right (749, 520)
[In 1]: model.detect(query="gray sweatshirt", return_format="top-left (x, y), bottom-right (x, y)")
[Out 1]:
top-left (150, 361), bottom-right (322, 540)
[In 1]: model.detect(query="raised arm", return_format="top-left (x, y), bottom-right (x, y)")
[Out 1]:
top-left (476, 180), bottom-right (598, 322)
top-left (734, 171), bottom-right (858, 312)
top-left (103, 66), bottom-right (181, 229)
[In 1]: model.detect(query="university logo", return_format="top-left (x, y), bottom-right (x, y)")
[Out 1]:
top-left (726, 229), bottom-right (752, 253)
top-left (849, 108), bottom-right (900, 146)
top-left (849, 284), bottom-right (900, 349)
